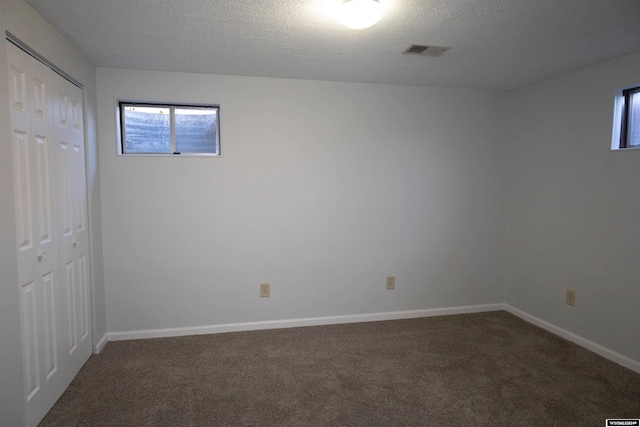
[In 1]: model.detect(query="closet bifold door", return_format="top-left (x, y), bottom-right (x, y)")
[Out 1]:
top-left (7, 41), bottom-right (92, 427)
top-left (53, 67), bottom-right (92, 380)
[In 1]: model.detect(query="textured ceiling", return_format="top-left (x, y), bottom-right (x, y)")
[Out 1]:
top-left (24, 0), bottom-right (640, 90)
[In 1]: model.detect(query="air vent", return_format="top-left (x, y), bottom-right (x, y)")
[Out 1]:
top-left (403, 45), bottom-right (450, 57)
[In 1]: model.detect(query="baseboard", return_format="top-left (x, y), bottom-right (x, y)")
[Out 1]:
top-left (101, 303), bottom-right (640, 374)
top-left (108, 303), bottom-right (504, 342)
top-left (504, 304), bottom-right (640, 374)
top-left (93, 333), bottom-right (108, 354)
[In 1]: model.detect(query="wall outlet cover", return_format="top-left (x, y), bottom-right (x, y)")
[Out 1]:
top-left (566, 289), bottom-right (576, 306)
top-left (386, 276), bottom-right (395, 290)
top-left (260, 283), bottom-right (270, 298)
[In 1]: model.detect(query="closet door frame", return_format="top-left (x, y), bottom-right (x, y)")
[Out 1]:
top-left (6, 39), bottom-right (93, 427)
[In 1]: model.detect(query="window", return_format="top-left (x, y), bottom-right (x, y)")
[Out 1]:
top-left (119, 101), bottom-right (220, 156)
top-left (612, 84), bottom-right (640, 150)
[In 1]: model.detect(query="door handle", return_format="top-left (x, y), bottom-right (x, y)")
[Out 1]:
top-left (37, 252), bottom-right (47, 263)
top-left (73, 240), bottom-right (79, 248)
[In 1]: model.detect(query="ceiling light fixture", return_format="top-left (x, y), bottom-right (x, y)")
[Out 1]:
top-left (339, 0), bottom-right (383, 30)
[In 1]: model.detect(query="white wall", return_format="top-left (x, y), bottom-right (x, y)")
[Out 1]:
top-left (0, 0), bottom-right (105, 423)
top-left (506, 49), bottom-right (640, 363)
top-left (97, 68), bottom-right (509, 333)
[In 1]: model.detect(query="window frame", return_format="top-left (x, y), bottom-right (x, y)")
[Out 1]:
top-left (612, 83), bottom-right (640, 151)
top-left (118, 100), bottom-right (221, 157)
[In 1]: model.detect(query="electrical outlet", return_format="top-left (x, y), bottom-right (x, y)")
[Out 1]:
top-left (386, 275), bottom-right (395, 290)
top-left (566, 289), bottom-right (576, 307)
top-left (260, 283), bottom-right (270, 298)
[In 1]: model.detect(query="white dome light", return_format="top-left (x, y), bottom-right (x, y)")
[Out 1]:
top-left (339, 0), bottom-right (383, 30)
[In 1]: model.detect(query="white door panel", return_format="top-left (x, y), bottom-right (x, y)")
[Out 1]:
top-left (54, 77), bottom-right (91, 375)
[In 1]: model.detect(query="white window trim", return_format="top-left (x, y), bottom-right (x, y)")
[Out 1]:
top-left (116, 99), bottom-right (221, 157)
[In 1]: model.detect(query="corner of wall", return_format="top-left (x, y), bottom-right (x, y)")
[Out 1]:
top-left (502, 90), bottom-right (516, 307)
top-left (83, 68), bottom-right (108, 349)
top-left (503, 49), bottom-right (640, 365)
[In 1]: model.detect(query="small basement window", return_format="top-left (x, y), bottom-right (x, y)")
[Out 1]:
top-left (612, 84), bottom-right (640, 150)
top-left (119, 101), bottom-right (220, 156)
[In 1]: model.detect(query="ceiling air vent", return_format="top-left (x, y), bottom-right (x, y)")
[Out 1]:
top-left (403, 45), bottom-right (450, 57)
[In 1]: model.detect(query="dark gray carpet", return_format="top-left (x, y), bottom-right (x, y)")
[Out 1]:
top-left (40, 311), bottom-right (640, 426)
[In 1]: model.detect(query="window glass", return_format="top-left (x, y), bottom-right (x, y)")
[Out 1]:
top-left (123, 106), bottom-right (171, 153)
top-left (628, 90), bottom-right (640, 148)
top-left (175, 108), bottom-right (218, 154)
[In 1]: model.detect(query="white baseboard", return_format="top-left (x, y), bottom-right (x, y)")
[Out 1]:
top-left (103, 303), bottom-right (640, 374)
top-left (93, 333), bottom-right (108, 354)
top-left (504, 304), bottom-right (640, 374)
top-left (107, 303), bottom-right (504, 342)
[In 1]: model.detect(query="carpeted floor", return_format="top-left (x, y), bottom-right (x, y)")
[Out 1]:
top-left (40, 311), bottom-right (640, 426)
